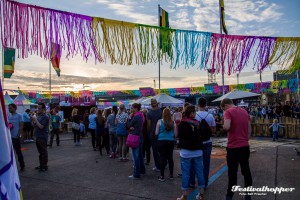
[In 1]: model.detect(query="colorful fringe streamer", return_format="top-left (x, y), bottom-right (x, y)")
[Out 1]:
top-left (92, 18), bottom-right (138, 65)
top-left (1, 0), bottom-right (300, 74)
top-left (268, 37), bottom-right (300, 72)
top-left (206, 34), bottom-right (256, 75)
top-left (173, 30), bottom-right (211, 69)
top-left (0, 0), bottom-right (102, 62)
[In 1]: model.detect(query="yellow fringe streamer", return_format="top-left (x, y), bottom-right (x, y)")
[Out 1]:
top-left (92, 18), bottom-right (138, 65)
top-left (268, 37), bottom-right (300, 72)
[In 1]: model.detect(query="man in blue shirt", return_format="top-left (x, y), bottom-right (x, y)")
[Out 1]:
top-left (49, 109), bottom-right (61, 147)
top-left (8, 103), bottom-right (25, 171)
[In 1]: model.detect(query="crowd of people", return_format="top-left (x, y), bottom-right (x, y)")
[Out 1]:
top-left (247, 102), bottom-right (300, 120)
top-left (13, 97), bottom-right (295, 200)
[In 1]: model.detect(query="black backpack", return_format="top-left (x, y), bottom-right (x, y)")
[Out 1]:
top-left (197, 113), bottom-right (212, 141)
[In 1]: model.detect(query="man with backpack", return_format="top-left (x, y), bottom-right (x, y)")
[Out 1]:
top-left (195, 98), bottom-right (216, 188)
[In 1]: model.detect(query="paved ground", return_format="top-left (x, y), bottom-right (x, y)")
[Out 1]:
top-left (17, 134), bottom-right (300, 200)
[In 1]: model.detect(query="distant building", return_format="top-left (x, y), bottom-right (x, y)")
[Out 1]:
top-left (273, 70), bottom-right (300, 81)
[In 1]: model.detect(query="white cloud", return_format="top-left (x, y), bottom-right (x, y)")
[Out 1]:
top-left (95, 0), bottom-right (156, 25)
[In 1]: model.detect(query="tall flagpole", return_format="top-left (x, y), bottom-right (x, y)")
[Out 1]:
top-left (297, 70), bottom-right (300, 103)
top-left (158, 4), bottom-right (161, 91)
top-left (2, 47), bottom-right (4, 90)
top-left (219, 0), bottom-right (225, 95)
top-left (49, 56), bottom-right (52, 104)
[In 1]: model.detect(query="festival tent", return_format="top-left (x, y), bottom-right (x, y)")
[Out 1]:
top-left (13, 94), bottom-right (37, 113)
top-left (4, 92), bottom-right (14, 105)
top-left (130, 97), bottom-right (150, 104)
top-left (212, 90), bottom-right (260, 102)
top-left (237, 100), bottom-right (249, 107)
top-left (141, 94), bottom-right (184, 107)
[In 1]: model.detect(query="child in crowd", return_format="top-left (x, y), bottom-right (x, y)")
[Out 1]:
top-left (269, 119), bottom-right (284, 142)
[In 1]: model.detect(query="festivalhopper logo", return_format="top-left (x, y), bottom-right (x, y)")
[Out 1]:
top-left (232, 185), bottom-right (295, 196)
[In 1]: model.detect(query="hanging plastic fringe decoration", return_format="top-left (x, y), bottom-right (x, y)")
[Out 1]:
top-left (253, 36), bottom-right (276, 72)
top-left (0, 0), bottom-right (102, 62)
top-left (1, 0), bottom-right (300, 73)
top-left (268, 37), bottom-right (300, 72)
top-left (136, 24), bottom-right (161, 64)
top-left (92, 18), bottom-right (138, 65)
top-left (173, 30), bottom-right (211, 69)
top-left (206, 34), bottom-right (256, 75)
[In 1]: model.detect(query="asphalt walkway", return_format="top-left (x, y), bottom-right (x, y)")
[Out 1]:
top-left (18, 134), bottom-right (300, 200)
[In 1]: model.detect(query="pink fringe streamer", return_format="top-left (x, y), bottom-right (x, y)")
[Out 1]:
top-left (0, 0), bottom-right (102, 62)
top-left (206, 34), bottom-right (280, 75)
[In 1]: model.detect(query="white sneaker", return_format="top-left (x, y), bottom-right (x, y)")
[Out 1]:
top-left (152, 167), bottom-right (160, 172)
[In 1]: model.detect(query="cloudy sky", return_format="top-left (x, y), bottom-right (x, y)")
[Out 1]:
top-left (2, 0), bottom-right (300, 91)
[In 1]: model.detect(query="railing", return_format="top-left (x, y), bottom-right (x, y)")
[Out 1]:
top-left (251, 117), bottom-right (300, 139)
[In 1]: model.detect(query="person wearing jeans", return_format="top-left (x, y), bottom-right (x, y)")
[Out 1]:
top-left (89, 107), bottom-right (97, 150)
top-left (177, 105), bottom-right (205, 200)
top-left (221, 98), bottom-right (252, 200)
top-left (131, 139), bottom-right (146, 178)
top-left (155, 108), bottom-right (178, 181)
top-left (128, 103), bottom-right (145, 179)
top-left (269, 119), bottom-right (284, 142)
top-left (107, 106), bottom-right (118, 158)
top-left (195, 97), bottom-right (216, 188)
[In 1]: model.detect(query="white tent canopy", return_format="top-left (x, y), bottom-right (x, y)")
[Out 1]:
top-left (14, 94), bottom-right (35, 105)
top-left (14, 94), bottom-right (37, 113)
top-left (212, 90), bottom-right (260, 102)
top-left (130, 97), bottom-right (150, 105)
top-left (141, 94), bottom-right (184, 107)
top-left (4, 92), bottom-right (14, 105)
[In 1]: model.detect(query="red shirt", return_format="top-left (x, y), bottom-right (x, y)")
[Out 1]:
top-left (224, 107), bottom-right (250, 148)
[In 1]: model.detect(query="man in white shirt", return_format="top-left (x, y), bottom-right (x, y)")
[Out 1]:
top-left (195, 98), bottom-right (216, 188)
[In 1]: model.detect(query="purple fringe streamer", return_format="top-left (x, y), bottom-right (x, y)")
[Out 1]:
top-left (206, 33), bottom-right (256, 75)
top-left (206, 34), bottom-right (279, 75)
top-left (0, 0), bottom-right (102, 62)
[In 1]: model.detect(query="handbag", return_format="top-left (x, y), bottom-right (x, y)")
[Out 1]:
top-left (126, 134), bottom-right (140, 148)
top-left (72, 122), bottom-right (80, 131)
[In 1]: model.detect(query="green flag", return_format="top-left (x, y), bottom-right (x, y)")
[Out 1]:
top-left (3, 48), bottom-right (16, 78)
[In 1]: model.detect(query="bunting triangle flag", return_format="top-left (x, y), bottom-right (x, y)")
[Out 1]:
top-left (50, 43), bottom-right (62, 77)
top-left (0, 82), bottom-right (23, 200)
top-left (3, 48), bottom-right (16, 79)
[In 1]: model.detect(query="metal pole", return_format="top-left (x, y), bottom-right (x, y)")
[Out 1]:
top-left (49, 58), bottom-right (51, 104)
top-left (237, 73), bottom-right (239, 85)
top-left (2, 47), bottom-right (4, 90)
top-left (219, 0), bottom-right (225, 95)
top-left (158, 4), bottom-right (161, 91)
top-left (260, 71), bottom-right (262, 83)
top-left (297, 70), bottom-right (300, 103)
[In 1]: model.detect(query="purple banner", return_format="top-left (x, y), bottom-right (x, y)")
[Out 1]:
top-left (59, 95), bottom-right (96, 106)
